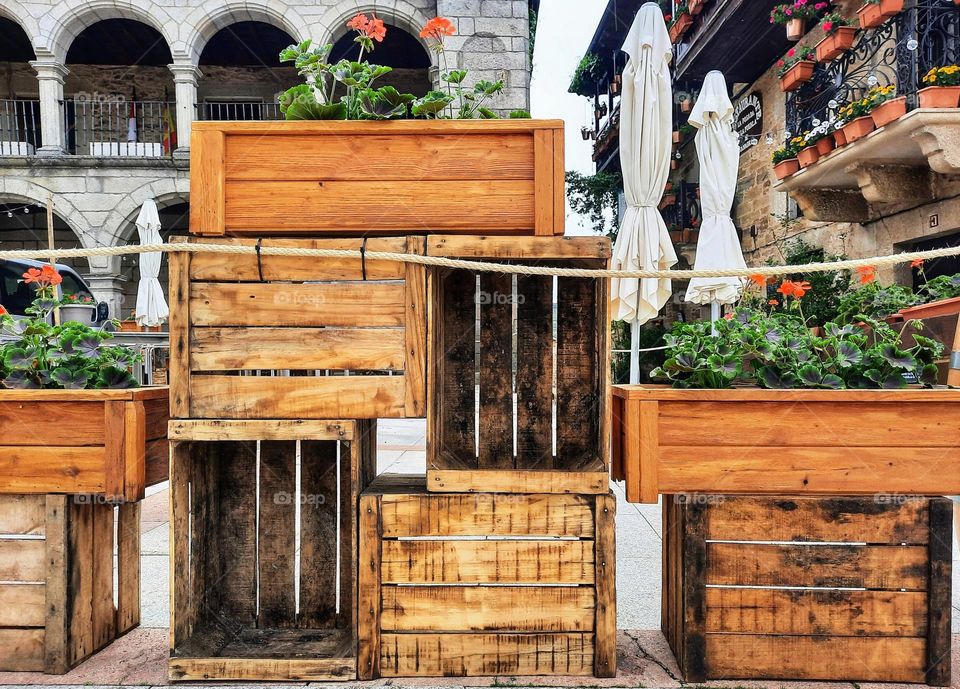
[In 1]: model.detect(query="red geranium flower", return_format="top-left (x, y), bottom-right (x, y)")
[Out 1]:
top-left (856, 265), bottom-right (876, 284)
top-left (420, 16), bottom-right (456, 41)
top-left (910, 258), bottom-right (924, 269)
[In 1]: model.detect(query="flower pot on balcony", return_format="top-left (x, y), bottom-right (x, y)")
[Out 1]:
top-left (815, 27), bottom-right (858, 62)
top-left (815, 135), bottom-right (835, 156)
top-left (680, 98), bottom-right (693, 113)
top-left (797, 145), bottom-right (820, 168)
top-left (669, 229), bottom-right (684, 244)
top-left (870, 95), bottom-right (907, 127)
top-left (786, 18), bottom-right (807, 40)
top-left (58, 304), bottom-right (98, 325)
top-left (857, 2), bottom-right (885, 28)
top-left (834, 127), bottom-right (848, 147)
top-left (672, 130), bottom-right (683, 144)
top-left (918, 85), bottom-right (960, 108)
top-left (671, 159), bottom-right (680, 170)
top-left (773, 158), bottom-right (801, 179)
top-left (779, 60), bottom-right (816, 92)
top-left (682, 229), bottom-right (699, 244)
top-left (669, 13), bottom-right (694, 43)
top-left (842, 115), bottom-right (876, 142)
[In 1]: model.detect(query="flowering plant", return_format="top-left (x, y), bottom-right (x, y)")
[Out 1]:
top-left (776, 46), bottom-right (816, 77)
top-left (770, 0), bottom-right (831, 25)
top-left (772, 134), bottom-right (806, 163)
top-left (818, 11), bottom-right (854, 34)
top-left (922, 65), bottom-right (960, 87)
top-left (0, 269), bottom-right (140, 389)
top-left (668, 2), bottom-right (690, 26)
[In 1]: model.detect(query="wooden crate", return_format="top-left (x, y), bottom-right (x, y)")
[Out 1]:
top-left (426, 236), bottom-right (612, 493)
top-left (0, 494), bottom-right (140, 672)
top-left (0, 388), bottom-right (169, 501)
top-left (168, 235), bottom-right (426, 420)
top-left (357, 475), bottom-right (616, 679)
top-left (611, 386), bottom-right (960, 503)
top-left (189, 120), bottom-right (565, 236)
top-left (662, 494), bottom-right (952, 685)
top-left (168, 419), bottom-right (377, 681)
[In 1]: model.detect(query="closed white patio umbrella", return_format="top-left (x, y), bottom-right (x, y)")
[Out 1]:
top-left (684, 70), bottom-right (746, 321)
top-left (134, 199), bottom-right (169, 326)
top-left (610, 2), bottom-right (677, 384)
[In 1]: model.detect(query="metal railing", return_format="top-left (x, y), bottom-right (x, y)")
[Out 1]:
top-left (786, 0), bottom-right (959, 135)
top-left (198, 101), bottom-right (283, 121)
top-left (65, 99), bottom-right (175, 157)
top-left (0, 99), bottom-right (41, 154)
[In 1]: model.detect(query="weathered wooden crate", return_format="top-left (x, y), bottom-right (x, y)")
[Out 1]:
top-left (0, 494), bottom-right (140, 672)
top-left (0, 388), bottom-right (169, 501)
top-left (612, 386), bottom-right (960, 502)
top-left (168, 235), bottom-right (426, 420)
top-left (662, 494), bottom-right (953, 685)
top-left (357, 475), bottom-right (616, 679)
top-left (426, 235), bottom-right (612, 494)
top-left (190, 120), bottom-right (565, 236)
top-left (168, 419), bottom-right (377, 681)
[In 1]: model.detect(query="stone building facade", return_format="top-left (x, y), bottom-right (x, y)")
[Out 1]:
top-left (0, 0), bottom-right (536, 314)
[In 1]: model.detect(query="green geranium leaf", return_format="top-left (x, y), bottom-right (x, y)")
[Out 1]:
top-left (836, 341), bottom-right (862, 367)
top-left (98, 366), bottom-right (138, 389)
top-left (798, 364), bottom-right (823, 387)
top-left (5, 346), bottom-right (37, 370)
top-left (51, 367), bottom-right (90, 390)
top-left (820, 373), bottom-right (845, 389)
top-left (1, 369), bottom-right (38, 389)
top-left (509, 109), bottom-right (532, 119)
top-left (443, 69), bottom-right (468, 84)
top-left (881, 372), bottom-right (907, 389)
top-left (412, 90), bottom-right (455, 117)
top-left (880, 343), bottom-right (917, 370)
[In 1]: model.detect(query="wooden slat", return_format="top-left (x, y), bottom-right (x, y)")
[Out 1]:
top-left (170, 442), bottom-right (192, 649)
top-left (426, 469), bottom-right (608, 494)
top-left (435, 269), bottom-right (476, 468)
top-left (169, 419), bottom-right (353, 441)
top-left (926, 498), bottom-right (953, 687)
top-left (189, 129), bottom-right (226, 235)
top-left (44, 495), bottom-right (69, 673)
top-left (404, 236), bottom-right (427, 417)
top-left (224, 133), bottom-right (535, 181)
top-left (706, 543), bottom-right (928, 590)
top-left (427, 235), bottom-right (610, 258)
top-left (0, 388), bottom-right (166, 402)
top-left (257, 441), bottom-right (296, 628)
top-left (611, 394), bottom-right (624, 482)
top-left (298, 440), bottom-right (339, 629)
top-left (169, 248), bottom-right (191, 417)
top-left (0, 583), bottom-right (45, 626)
top-left (0, 401), bottom-right (105, 445)
top-left (593, 493), bottom-right (617, 678)
top-left (223, 180), bottom-right (535, 233)
top-left (0, 539), bottom-right (45, 580)
top-left (705, 496), bottom-right (930, 544)
top-left (195, 119), bottom-right (563, 134)
top-left (215, 441), bottom-right (257, 624)
top-left (613, 385), bottom-right (960, 402)
top-left (190, 375), bottom-right (405, 419)
top-left (705, 588), bottom-right (928, 636)
top-left (515, 274), bottom-right (553, 468)
top-left (188, 236), bottom-right (406, 281)
top-left (682, 499), bottom-right (708, 683)
top-left (552, 127), bottom-right (566, 235)
top-left (533, 129), bottom-right (553, 236)
top-left (117, 501), bottom-right (141, 635)
top-left (379, 633), bottom-right (594, 677)
top-left (357, 494), bottom-right (381, 681)
top-left (477, 272), bottom-right (513, 469)
top-left (190, 282), bottom-right (405, 328)
top-left (704, 635), bottom-right (926, 682)
top-left (168, 657), bottom-right (356, 681)
top-left (190, 327), bottom-right (405, 371)
top-left (145, 439), bottom-right (169, 486)
top-left (658, 446), bottom-right (960, 496)
top-left (0, 447), bottom-right (105, 494)
top-left (381, 540), bottom-right (595, 584)
top-left (144, 397), bottom-right (170, 440)
top-left (624, 400), bottom-right (641, 502)
top-left (91, 503), bottom-right (116, 651)
top-left (68, 501), bottom-right (93, 666)
top-left (0, 629), bottom-right (44, 671)
top-left (381, 586), bottom-right (595, 632)
top-left (103, 401), bottom-right (126, 500)
top-left (638, 401), bottom-right (659, 504)
top-left (0, 495), bottom-right (45, 535)
top-left (123, 400), bottom-right (147, 502)
top-left (379, 492), bottom-right (594, 538)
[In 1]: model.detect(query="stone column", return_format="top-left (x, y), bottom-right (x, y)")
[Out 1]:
top-left (168, 63), bottom-right (202, 158)
top-left (29, 59), bottom-right (69, 155)
top-left (85, 255), bottom-right (126, 318)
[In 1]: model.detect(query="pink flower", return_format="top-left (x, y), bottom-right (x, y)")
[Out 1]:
top-left (785, 7), bottom-right (793, 15)
top-left (787, 48), bottom-right (795, 56)
top-left (822, 20), bottom-right (834, 31)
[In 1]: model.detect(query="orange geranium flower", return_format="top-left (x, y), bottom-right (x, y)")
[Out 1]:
top-left (768, 298), bottom-right (779, 306)
top-left (346, 12), bottom-right (369, 31)
top-left (22, 265), bottom-right (62, 287)
top-left (856, 265), bottom-right (876, 284)
top-left (0, 304), bottom-right (7, 315)
top-left (420, 16), bottom-right (456, 40)
top-left (910, 258), bottom-right (924, 269)
top-left (791, 280), bottom-right (812, 298)
top-left (748, 273), bottom-right (768, 287)
top-left (347, 12), bottom-right (387, 41)
top-left (777, 279), bottom-right (797, 297)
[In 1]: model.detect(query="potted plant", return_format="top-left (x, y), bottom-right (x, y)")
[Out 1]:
top-left (678, 94), bottom-right (693, 113)
top-left (856, 0), bottom-right (903, 29)
top-left (837, 96), bottom-right (876, 142)
top-left (777, 46), bottom-right (817, 92)
top-left (866, 84), bottom-right (906, 127)
top-left (900, 270), bottom-right (960, 320)
top-left (668, 3), bottom-right (694, 43)
top-left (668, 223), bottom-right (684, 244)
top-left (796, 133), bottom-right (821, 168)
top-left (772, 137), bottom-right (803, 179)
top-left (0, 266), bottom-right (169, 501)
top-left (815, 12), bottom-right (858, 62)
top-left (919, 65), bottom-right (960, 108)
top-left (832, 119), bottom-right (848, 147)
top-left (58, 291), bottom-right (98, 326)
top-left (770, 0), bottom-right (831, 40)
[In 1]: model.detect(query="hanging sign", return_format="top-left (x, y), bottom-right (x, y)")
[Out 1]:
top-left (733, 91), bottom-right (763, 153)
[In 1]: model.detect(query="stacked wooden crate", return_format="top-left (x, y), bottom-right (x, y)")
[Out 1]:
top-left (173, 119), bottom-right (616, 681)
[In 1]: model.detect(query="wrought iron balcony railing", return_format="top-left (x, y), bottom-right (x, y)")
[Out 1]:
top-left (786, 0), bottom-right (959, 137)
top-left (65, 99), bottom-right (176, 157)
top-left (0, 99), bottom-right (41, 155)
top-left (198, 101), bottom-right (283, 121)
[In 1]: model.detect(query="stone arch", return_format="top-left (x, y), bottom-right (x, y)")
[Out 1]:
top-left (180, 2), bottom-right (308, 65)
top-left (0, 178), bottom-right (88, 247)
top-left (101, 178), bottom-right (190, 246)
top-left (316, 0), bottom-right (438, 69)
top-left (0, 1), bottom-right (42, 52)
top-left (43, 0), bottom-right (177, 63)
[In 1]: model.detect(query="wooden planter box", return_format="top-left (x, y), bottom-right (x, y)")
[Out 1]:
top-left (357, 475), bottom-right (616, 679)
top-left (168, 419), bottom-right (376, 681)
top-left (0, 388), bottom-right (169, 501)
top-left (426, 236), bottom-right (611, 494)
top-left (169, 236), bottom-right (426, 420)
top-left (611, 386), bottom-right (960, 503)
top-left (189, 120), bottom-right (565, 237)
top-left (0, 495), bottom-right (141, 672)
top-left (662, 494), bottom-right (952, 685)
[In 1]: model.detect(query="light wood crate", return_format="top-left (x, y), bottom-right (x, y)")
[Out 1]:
top-left (168, 419), bottom-right (377, 682)
top-left (662, 494), bottom-right (952, 685)
top-left (168, 235), bottom-right (426, 420)
top-left (357, 475), bottom-right (617, 679)
top-left (0, 495), bottom-right (140, 672)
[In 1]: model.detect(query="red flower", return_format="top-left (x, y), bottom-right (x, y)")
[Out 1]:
top-left (792, 280), bottom-right (812, 298)
top-left (787, 48), bottom-right (796, 57)
top-left (346, 12), bottom-right (369, 32)
top-left (348, 12), bottom-right (387, 42)
top-left (856, 265), bottom-right (876, 284)
top-left (723, 312), bottom-right (735, 320)
top-left (420, 16), bottom-right (456, 41)
top-left (22, 265), bottom-right (62, 287)
top-left (749, 274), bottom-right (768, 287)
top-left (777, 279), bottom-right (797, 297)
top-left (21, 267), bottom-right (43, 284)
top-left (910, 258), bottom-right (924, 269)
top-left (0, 304), bottom-right (7, 316)
top-left (768, 299), bottom-right (779, 306)
top-left (822, 20), bottom-right (834, 32)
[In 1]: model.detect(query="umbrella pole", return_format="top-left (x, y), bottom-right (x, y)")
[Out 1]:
top-left (630, 320), bottom-right (641, 384)
top-left (710, 300), bottom-right (720, 336)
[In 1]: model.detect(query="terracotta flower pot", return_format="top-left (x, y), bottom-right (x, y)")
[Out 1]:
top-left (671, 159), bottom-right (679, 170)
top-left (118, 320), bottom-right (143, 333)
top-left (870, 95), bottom-right (906, 127)
top-left (816, 27), bottom-right (858, 62)
top-left (669, 13), bottom-right (694, 43)
top-left (779, 60), bottom-right (816, 92)
top-left (842, 115), bottom-right (876, 142)
top-left (786, 18), bottom-right (806, 40)
top-left (918, 85), bottom-right (960, 108)
top-left (672, 130), bottom-right (683, 144)
top-left (680, 99), bottom-right (692, 113)
top-left (797, 145), bottom-right (820, 168)
top-left (669, 229), bottom-right (684, 244)
top-left (815, 135), bottom-right (835, 156)
top-left (880, 0), bottom-right (905, 14)
top-left (900, 296), bottom-right (960, 320)
top-left (682, 229), bottom-right (699, 244)
top-left (857, 2), bottom-right (885, 29)
top-left (834, 127), bottom-right (848, 147)
top-left (773, 158), bottom-right (800, 179)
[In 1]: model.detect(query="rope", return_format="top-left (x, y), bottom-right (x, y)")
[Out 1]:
top-left (0, 241), bottom-right (958, 280)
